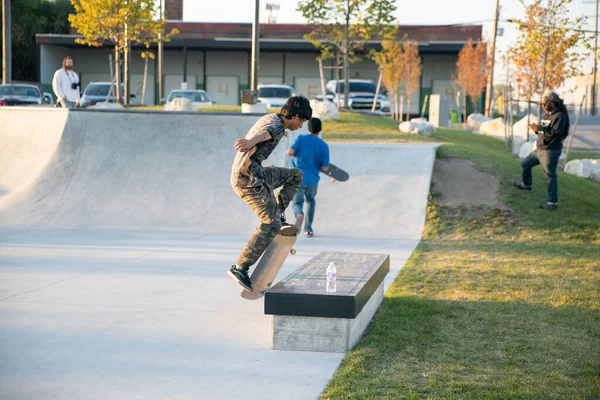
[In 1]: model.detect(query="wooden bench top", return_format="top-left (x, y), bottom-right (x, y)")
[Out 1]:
top-left (264, 252), bottom-right (389, 319)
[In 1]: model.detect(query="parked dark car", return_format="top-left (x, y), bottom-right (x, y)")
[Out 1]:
top-left (0, 84), bottom-right (48, 106)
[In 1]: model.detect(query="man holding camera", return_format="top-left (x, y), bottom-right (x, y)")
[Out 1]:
top-left (52, 56), bottom-right (80, 108)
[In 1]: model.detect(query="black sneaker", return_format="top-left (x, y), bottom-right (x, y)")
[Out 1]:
top-left (513, 182), bottom-right (532, 191)
top-left (540, 203), bottom-right (558, 210)
top-left (305, 231), bottom-right (313, 238)
top-left (227, 266), bottom-right (253, 292)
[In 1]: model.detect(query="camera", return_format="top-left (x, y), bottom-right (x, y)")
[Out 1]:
top-left (71, 82), bottom-right (80, 90)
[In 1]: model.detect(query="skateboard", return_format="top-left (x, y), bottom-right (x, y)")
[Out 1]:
top-left (240, 214), bottom-right (304, 300)
top-left (322, 163), bottom-right (349, 182)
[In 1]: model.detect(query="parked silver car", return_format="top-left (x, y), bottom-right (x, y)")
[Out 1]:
top-left (80, 82), bottom-right (137, 107)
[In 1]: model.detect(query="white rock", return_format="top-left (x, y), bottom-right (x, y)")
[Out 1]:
top-left (467, 113), bottom-right (490, 132)
top-left (165, 97), bottom-right (192, 111)
top-left (518, 140), bottom-right (567, 162)
top-left (309, 100), bottom-right (340, 121)
top-left (512, 135), bottom-right (534, 156)
top-left (479, 118), bottom-right (508, 140)
top-left (399, 120), bottom-right (436, 136)
top-left (564, 159), bottom-right (600, 181)
top-left (94, 101), bottom-right (124, 109)
top-left (519, 141), bottom-right (535, 159)
top-left (512, 114), bottom-right (538, 141)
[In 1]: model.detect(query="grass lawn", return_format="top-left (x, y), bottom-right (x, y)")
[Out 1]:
top-left (567, 151), bottom-right (600, 162)
top-left (318, 117), bottom-right (600, 399)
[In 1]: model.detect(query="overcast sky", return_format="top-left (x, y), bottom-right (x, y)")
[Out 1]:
top-left (182, 0), bottom-right (595, 85)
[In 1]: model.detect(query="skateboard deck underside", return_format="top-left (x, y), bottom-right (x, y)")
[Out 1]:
top-left (323, 163), bottom-right (349, 181)
top-left (240, 214), bottom-right (303, 300)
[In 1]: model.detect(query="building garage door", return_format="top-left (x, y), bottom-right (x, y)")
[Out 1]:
top-left (206, 76), bottom-right (240, 106)
top-left (130, 74), bottom-right (156, 106)
top-left (259, 76), bottom-right (283, 85)
top-left (164, 75), bottom-right (198, 100)
top-left (294, 77), bottom-right (322, 100)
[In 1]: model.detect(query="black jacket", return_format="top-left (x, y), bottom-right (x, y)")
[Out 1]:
top-left (535, 111), bottom-right (568, 151)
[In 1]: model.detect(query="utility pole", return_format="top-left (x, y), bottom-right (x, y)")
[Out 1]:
top-left (250, 0), bottom-right (260, 92)
top-left (592, 0), bottom-right (599, 115)
top-left (2, 0), bottom-right (11, 84)
top-left (485, 0), bottom-right (500, 117)
top-left (158, 0), bottom-right (164, 104)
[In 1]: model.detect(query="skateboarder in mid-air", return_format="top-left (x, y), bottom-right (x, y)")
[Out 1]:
top-left (228, 96), bottom-right (312, 292)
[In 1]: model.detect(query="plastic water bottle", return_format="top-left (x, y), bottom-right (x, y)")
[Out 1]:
top-left (326, 262), bottom-right (337, 293)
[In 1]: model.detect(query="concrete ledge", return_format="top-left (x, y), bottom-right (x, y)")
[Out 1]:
top-left (272, 281), bottom-right (384, 352)
top-left (265, 252), bottom-right (389, 318)
top-left (267, 252), bottom-right (389, 352)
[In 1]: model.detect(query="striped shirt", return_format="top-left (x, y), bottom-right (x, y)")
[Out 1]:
top-left (231, 113), bottom-right (286, 188)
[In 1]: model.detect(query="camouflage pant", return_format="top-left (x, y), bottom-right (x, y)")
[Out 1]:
top-left (233, 166), bottom-right (303, 269)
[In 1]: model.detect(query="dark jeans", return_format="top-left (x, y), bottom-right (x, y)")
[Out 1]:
top-left (521, 149), bottom-right (561, 204)
top-left (292, 184), bottom-right (318, 233)
top-left (232, 166), bottom-right (302, 269)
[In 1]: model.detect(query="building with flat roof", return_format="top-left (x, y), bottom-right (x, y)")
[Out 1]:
top-left (36, 19), bottom-right (482, 112)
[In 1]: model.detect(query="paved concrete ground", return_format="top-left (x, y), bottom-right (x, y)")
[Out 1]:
top-left (0, 109), bottom-right (438, 399)
top-left (569, 115), bottom-right (600, 152)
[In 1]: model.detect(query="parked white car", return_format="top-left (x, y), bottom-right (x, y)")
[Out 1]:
top-left (317, 79), bottom-right (390, 112)
top-left (165, 90), bottom-right (213, 109)
top-left (257, 84), bottom-right (296, 108)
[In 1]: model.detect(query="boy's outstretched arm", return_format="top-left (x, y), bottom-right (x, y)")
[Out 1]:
top-left (234, 131), bottom-right (272, 152)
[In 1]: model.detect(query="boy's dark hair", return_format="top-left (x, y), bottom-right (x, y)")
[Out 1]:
top-left (308, 117), bottom-right (322, 134)
top-left (280, 95), bottom-right (312, 120)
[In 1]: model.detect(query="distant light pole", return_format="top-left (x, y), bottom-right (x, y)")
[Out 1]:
top-left (485, 0), bottom-right (501, 117)
top-left (250, 0), bottom-right (260, 92)
top-left (158, 0), bottom-right (164, 103)
top-left (591, 0), bottom-right (599, 115)
top-left (2, 0), bottom-right (11, 84)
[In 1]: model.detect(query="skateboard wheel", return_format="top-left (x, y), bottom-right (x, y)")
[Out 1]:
top-left (290, 248), bottom-right (296, 255)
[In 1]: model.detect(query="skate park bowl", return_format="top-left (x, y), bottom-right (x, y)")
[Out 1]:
top-left (0, 108), bottom-right (439, 399)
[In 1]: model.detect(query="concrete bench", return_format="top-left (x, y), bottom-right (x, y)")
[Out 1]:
top-left (265, 252), bottom-right (389, 353)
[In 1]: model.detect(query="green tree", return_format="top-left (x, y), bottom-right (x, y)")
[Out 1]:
top-left (0, 0), bottom-right (74, 82)
top-left (297, 0), bottom-right (397, 109)
top-left (69, 0), bottom-right (177, 104)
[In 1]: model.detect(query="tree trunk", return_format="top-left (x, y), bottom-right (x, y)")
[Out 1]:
top-left (406, 95), bottom-right (412, 121)
top-left (124, 44), bottom-right (129, 106)
top-left (142, 56), bottom-right (148, 106)
top-left (343, 2), bottom-right (350, 110)
top-left (526, 97), bottom-right (532, 142)
top-left (115, 47), bottom-right (121, 104)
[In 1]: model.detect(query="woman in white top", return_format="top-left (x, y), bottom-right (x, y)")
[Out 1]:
top-left (52, 56), bottom-right (80, 108)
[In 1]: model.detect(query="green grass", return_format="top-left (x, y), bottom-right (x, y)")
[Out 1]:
top-left (318, 119), bottom-right (600, 399)
top-left (567, 151), bottom-right (600, 162)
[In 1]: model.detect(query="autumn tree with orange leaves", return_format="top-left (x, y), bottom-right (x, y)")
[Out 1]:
top-left (507, 0), bottom-right (585, 138)
top-left (456, 38), bottom-right (488, 115)
top-left (400, 40), bottom-right (422, 121)
top-left (373, 29), bottom-right (422, 121)
top-left (373, 29), bottom-right (404, 120)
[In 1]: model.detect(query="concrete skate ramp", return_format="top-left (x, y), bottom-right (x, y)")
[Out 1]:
top-left (0, 108), bottom-right (436, 239)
